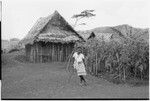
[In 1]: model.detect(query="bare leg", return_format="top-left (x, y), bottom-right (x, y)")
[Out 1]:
top-left (79, 75), bottom-right (87, 86)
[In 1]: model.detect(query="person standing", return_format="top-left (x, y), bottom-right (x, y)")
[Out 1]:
top-left (73, 47), bottom-right (87, 86)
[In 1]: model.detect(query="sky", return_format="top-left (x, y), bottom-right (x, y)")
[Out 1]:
top-left (1, 0), bottom-right (149, 40)
top-left (0, 2), bottom-right (1, 21)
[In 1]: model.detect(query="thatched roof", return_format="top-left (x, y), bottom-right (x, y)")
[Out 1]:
top-left (78, 27), bottom-right (123, 42)
top-left (21, 10), bottom-right (84, 45)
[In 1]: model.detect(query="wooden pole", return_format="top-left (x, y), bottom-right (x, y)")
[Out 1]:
top-left (57, 43), bottom-right (59, 62)
top-left (61, 44), bottom-right (63, 62)
top-left (56, 44), bottom-right (57, 61)
top-left (57, 44), bottom-right (58, 61)
top-left (58, 44), bottom-right (59, 61)
top-left (64, 44), bottom-right (66, 62)
top-left (52, 43), bottom-right (54, 62)
top-left (55, 44), bottom-right (56, 61)
top-left (58, 43), bottom-right (60, 62)
top-left (54, 43), bottom-right (56, 61)
top-left (67, 44), bottom-right (69, 62)
top-left (53, 43), bottom-right (55, 62)
top-left (54, 44), bottom-right (56, 61)
top-left (35, 44), bottom-right (37, 63)
top-left (47, 43), bottom-right (49, 62)
top-left (45, 44), bottom-right (47, 62)
top-left (34, 43), bottom-right (36, 63)
top-left (32, 46), bottom-right (33, 63)
top-left (96, 53), bottom-right (98, 75)
top-left (49, 43), bottom-right (51, 62)
top-left (34, 45), bottom-right (35, 63)
top-left (62, 44), bottom-right (64, 62)
top-left (32, 46), bottom-right (34, 63)
top-left (37, 43), bottom-right (39, 62)
top-left (59, 43), bottom-right (61, 62)
top-left (41, 43), bottom-right (43, 63)
top-left (36, 43), bottom-right (38, 62)
top-left (40, 44), bottom-right (41, 63)
top-left (30, 46), bottom-right (32, 62)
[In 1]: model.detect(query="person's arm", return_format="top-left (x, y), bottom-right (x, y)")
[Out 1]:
top-left (83, 58), bottom-right (86, 66)
top-left (82, 54), bottom-right (86, 67)
top-left (72, 52), bottom-right (75, 61)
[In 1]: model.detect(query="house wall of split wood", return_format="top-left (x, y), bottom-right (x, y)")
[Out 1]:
top-left (25, 41), bottom-right (74, 63)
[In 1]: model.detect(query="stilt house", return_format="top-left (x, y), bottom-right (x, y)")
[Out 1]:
top-left (21, 10), bottom-right (84, 62)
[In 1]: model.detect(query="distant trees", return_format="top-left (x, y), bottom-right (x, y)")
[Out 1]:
top-left (71, 10), bottom-right (96, 28)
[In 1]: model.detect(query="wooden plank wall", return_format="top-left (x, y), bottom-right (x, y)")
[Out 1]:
top-left (28, 42), bottom-right (74, 63)
top-left (25, 44), bottom-right (31, 61)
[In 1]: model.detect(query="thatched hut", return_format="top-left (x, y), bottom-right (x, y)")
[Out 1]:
top-left (21, 10), bottom-right (84, 62)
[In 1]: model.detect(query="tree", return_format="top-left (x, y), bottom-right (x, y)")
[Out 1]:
top-left (71, 10), bottom-right (96, 28)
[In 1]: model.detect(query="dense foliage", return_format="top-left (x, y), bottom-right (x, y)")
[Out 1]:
top-left (77, 38), bottom-right (149, 82)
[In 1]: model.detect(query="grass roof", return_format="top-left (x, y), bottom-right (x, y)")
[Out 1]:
top-left (21, 10), bottom-right (84, 45)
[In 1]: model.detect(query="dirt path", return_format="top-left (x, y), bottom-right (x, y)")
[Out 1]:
top-left (2, 61), bottom-right (149, 98)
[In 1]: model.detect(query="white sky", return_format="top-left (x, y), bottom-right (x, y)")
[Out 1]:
top-left (1, 0), bottom-right (149, 40)
top-left (0, 2), bottom-right (1, 21)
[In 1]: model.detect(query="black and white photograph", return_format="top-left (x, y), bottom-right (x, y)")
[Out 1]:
top-left (1, 0), bottom-right (149, 99)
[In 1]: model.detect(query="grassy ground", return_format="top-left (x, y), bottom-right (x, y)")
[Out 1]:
top-left (1, 52), bottom-right (149, 99)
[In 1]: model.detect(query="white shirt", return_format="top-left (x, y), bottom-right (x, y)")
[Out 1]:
top-left (73, 52), bottom-right (84, 63)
